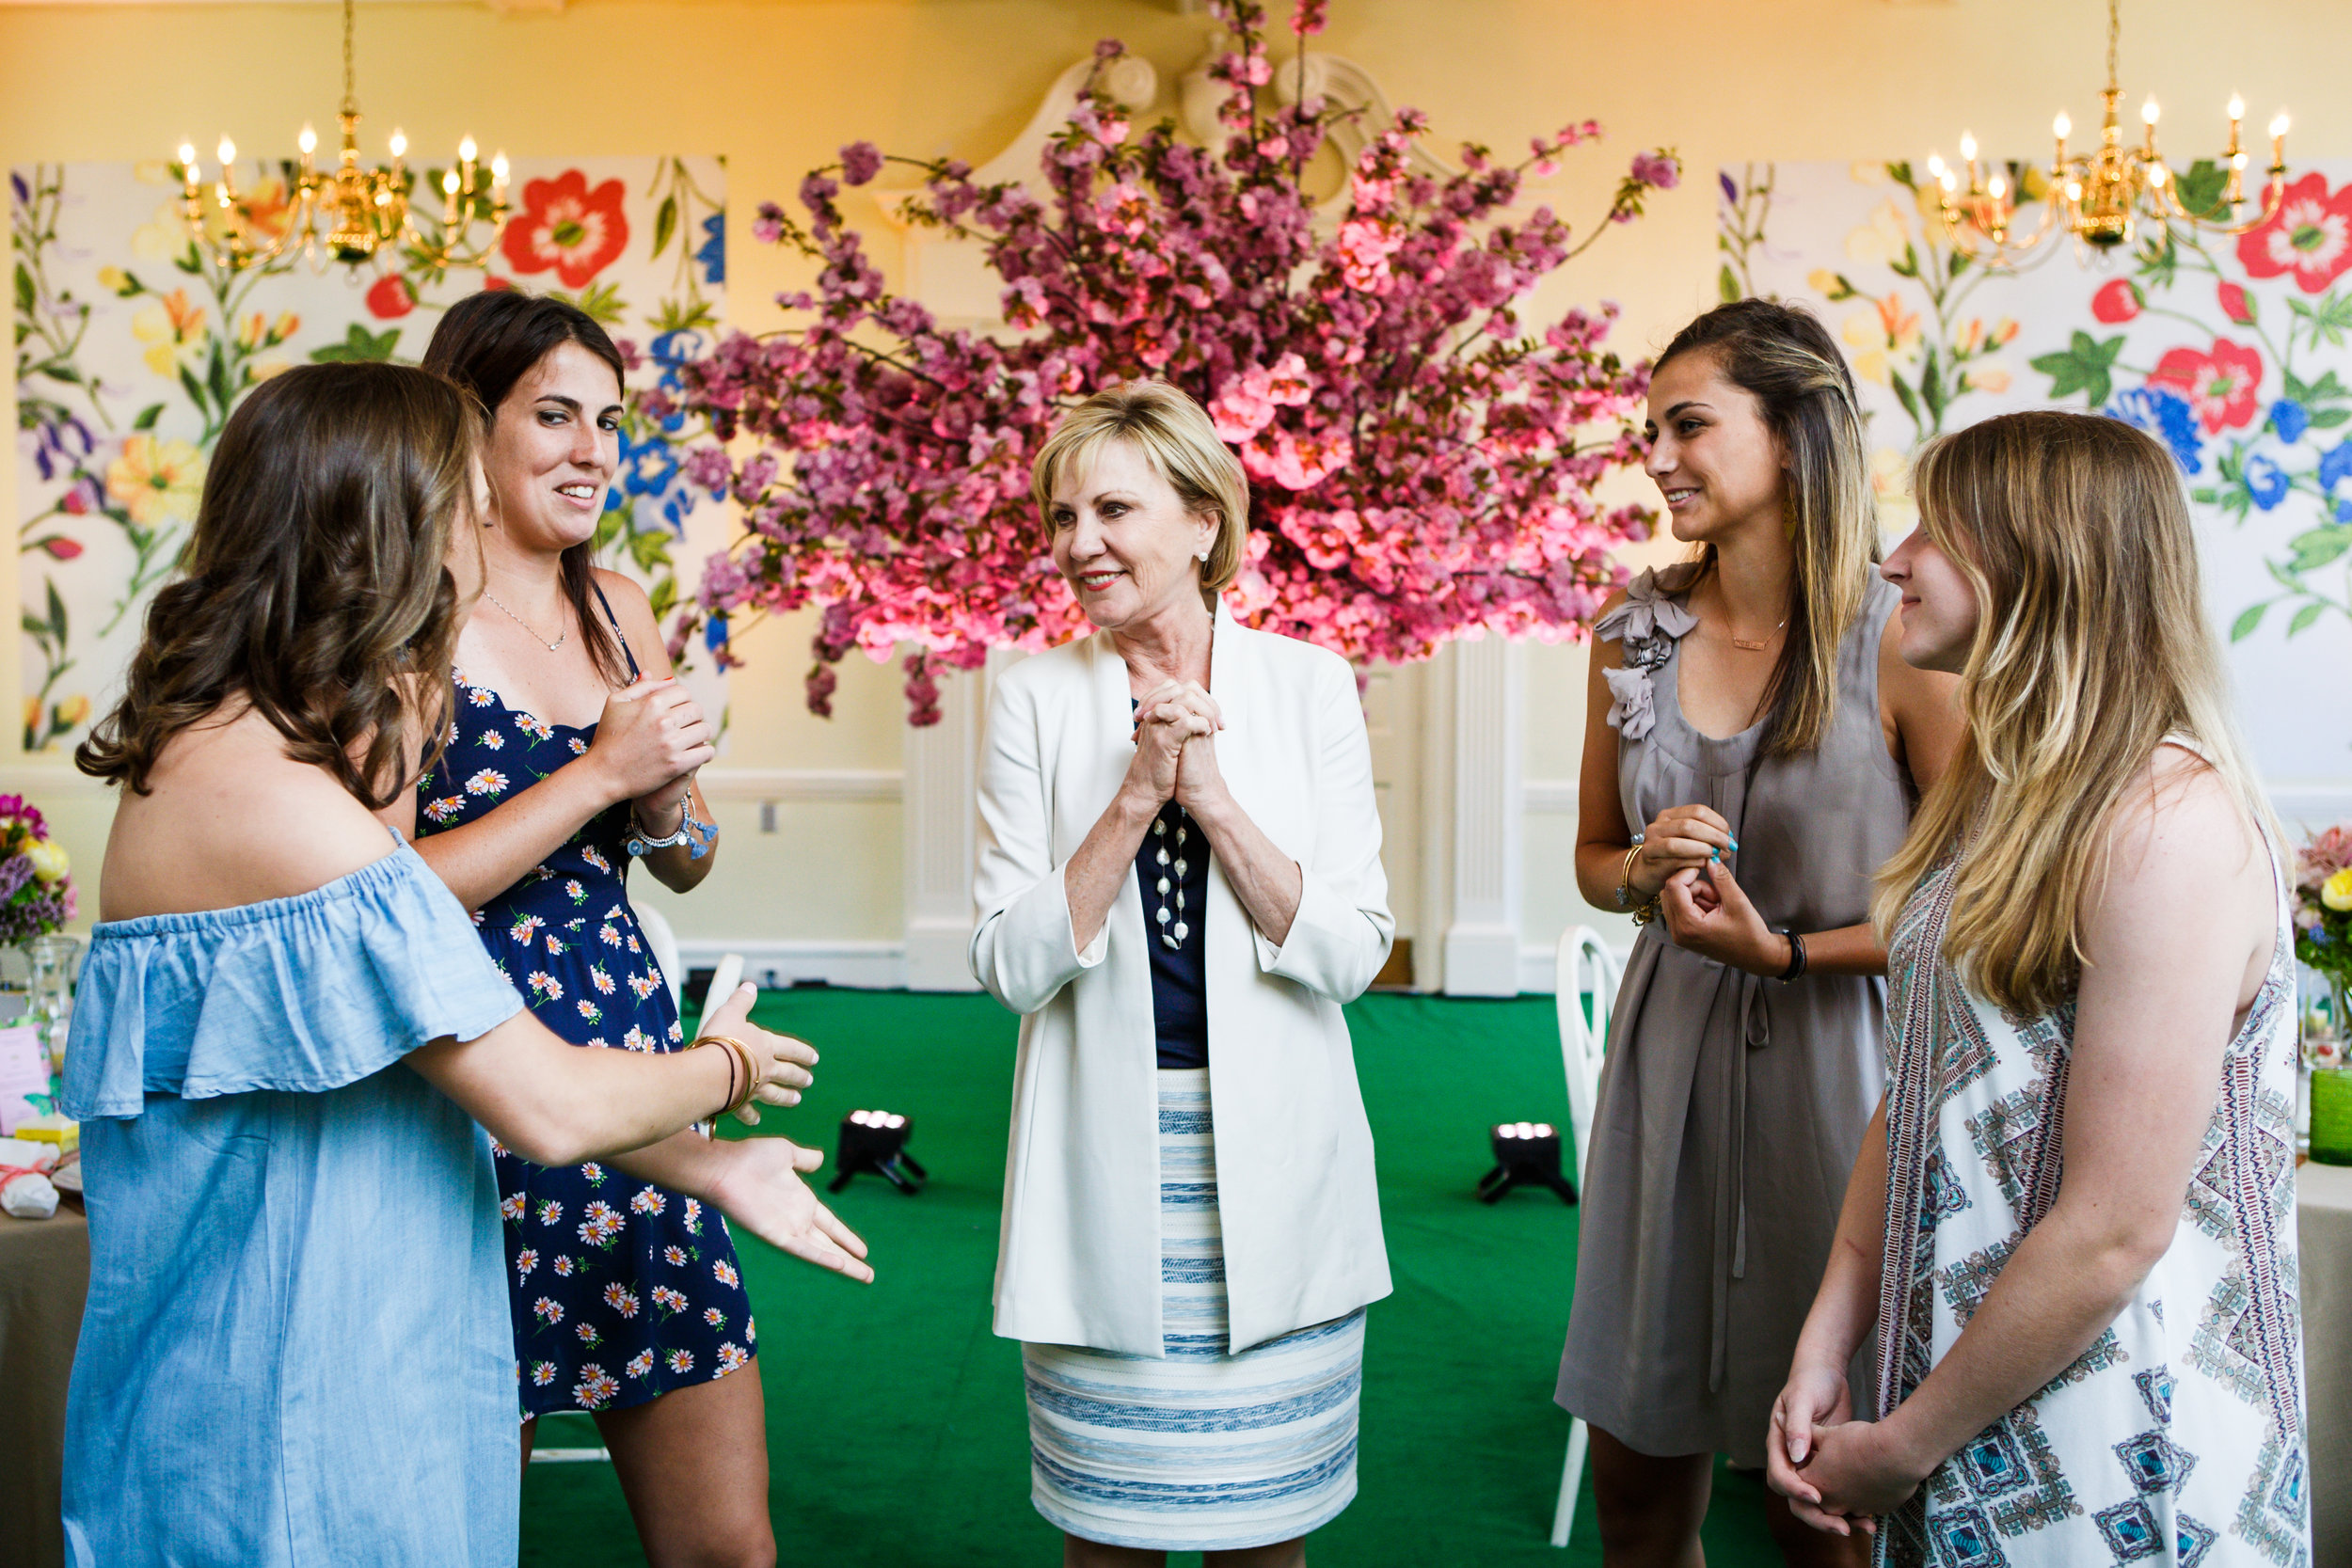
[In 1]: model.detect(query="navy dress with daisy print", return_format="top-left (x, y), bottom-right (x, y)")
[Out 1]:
top-left (418, 668), bottom-right (753, 1418)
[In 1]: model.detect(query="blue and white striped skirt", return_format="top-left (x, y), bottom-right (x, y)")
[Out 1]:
top-left (1022, 1069), bottom-right (1368, 1552)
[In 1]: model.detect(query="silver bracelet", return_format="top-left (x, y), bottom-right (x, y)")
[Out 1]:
top-left (626, 799), bottom-right (717, 861)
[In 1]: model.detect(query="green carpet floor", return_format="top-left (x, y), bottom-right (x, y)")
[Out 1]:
top-left (519, 990), bottom-right (1781, 1566)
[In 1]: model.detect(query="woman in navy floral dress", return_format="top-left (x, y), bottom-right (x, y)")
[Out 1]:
top-left (411, 291), bottom-right (805, 1565)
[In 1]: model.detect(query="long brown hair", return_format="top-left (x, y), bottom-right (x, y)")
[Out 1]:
top-left (1870, 410), bottom-right (2271, 1015)
top-left (76, 362), bottom-right (478, 807)
top-left (421, 289), bottom-right (633, 685)
top-left (1656, 299), bottom-right (1879, 754)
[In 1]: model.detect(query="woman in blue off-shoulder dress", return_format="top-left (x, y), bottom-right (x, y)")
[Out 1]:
top-left (58, 362), bottom-right (867, 1568)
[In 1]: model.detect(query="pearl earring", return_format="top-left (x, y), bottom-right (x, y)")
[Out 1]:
top-left (1197, 546), bottom-right (1211, 562)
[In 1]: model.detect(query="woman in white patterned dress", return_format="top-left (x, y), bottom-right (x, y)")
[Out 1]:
top-left (1766, 410), bottom-right (2308, 1567)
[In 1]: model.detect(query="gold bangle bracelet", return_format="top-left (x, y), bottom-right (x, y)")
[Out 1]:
top-left (693, 1034), bottom-right (759, 1117)
top-left (1616, 842), bottom-right (1645, 909)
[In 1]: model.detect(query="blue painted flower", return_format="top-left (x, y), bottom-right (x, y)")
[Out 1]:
top-left (1719, 171), bottom-right (1739, 206)
top-left (2245, 452), bottom-right (2291, 510)
top-left (696, 214), bottom-right (724, 286)
top-left (2337, 498), bottom-right (2352, 524)
top-left (2106, 387), bottom-right (2203, 476)
top-left (2272, 399), bottom-right (2311, 444)
top-left (2321, 440), bottom-right (2352, 491)
top-left (703, 612), bottom-right (729, 655)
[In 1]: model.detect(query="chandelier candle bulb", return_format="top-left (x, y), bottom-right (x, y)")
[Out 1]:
top-left (2270, 113), bottom-right (2289, 170)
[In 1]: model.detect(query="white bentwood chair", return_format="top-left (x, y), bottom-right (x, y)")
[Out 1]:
top-left (1550, 925), bottom-right (1623, 1549)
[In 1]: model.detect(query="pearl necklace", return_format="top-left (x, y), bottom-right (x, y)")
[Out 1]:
top-left (1152, 807), bottom-right (1191, 948)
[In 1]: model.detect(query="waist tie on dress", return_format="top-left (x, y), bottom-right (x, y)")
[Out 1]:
top-left (1709, 971), bottom-right (1774, 1393)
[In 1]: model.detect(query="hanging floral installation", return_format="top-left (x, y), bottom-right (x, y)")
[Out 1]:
top-left (657, 0), bottom-right (1677, 722)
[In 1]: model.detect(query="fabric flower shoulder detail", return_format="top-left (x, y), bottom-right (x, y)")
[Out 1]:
top-left (1593, 564), bottom-right (1700, 741)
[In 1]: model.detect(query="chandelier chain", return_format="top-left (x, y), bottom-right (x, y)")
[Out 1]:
top-left (341, 0), bottom-right (357, 118)
top-left (2106, 0), bottom-right (2119, 98)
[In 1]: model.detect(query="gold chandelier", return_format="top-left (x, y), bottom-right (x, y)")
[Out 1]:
top-left (1924, 0), bottom-right (2288, 269)
top-left (171, 0), bottom-right (509, 273)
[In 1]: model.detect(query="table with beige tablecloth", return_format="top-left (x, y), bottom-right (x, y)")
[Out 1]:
top-left (0, 1203), bottom-right (86, 1568)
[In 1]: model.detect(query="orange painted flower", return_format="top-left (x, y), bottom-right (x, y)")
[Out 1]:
top-left (500, 170), bottom-right (629, 289)
top-left (132, 290), bottom-right (208, 377)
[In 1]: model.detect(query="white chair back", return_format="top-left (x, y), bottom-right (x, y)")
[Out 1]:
top-left (694, 953), bottom-right (745, 1037)
top-left (1552, 926), bottom-right (1621, 1188)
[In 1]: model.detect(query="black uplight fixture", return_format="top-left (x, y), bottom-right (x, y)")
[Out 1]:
top-left (828, 1109), bottom-right (927, 1195)
top-left (1476, 1121), bottom-right (1576, 1206)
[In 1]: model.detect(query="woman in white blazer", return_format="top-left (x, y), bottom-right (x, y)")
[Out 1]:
top-left (970, 382), bottom-right (1394, 1567)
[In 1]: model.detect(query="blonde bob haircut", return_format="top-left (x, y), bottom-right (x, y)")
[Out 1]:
top-left (1032, 381), bottom-right (1252, 597)
top-left (1870, 409), bottom-right (2274, 1018)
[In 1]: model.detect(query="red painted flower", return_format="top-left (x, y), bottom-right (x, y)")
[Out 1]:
top-left (2090, 278), bottom-right (2140, 323)
top-left (39, 536), bottom-right (84, 560)
top-left (2236, 171), bottom-right (2352, 293)
top-left (501, 171), bottom-right (630, 289)
top-left (2147, 338), bottom-right (2265, 435)
top-left (2217, 281), bottom-right (2255, 325)
top-left (366, 273), bottom-right (416, 320)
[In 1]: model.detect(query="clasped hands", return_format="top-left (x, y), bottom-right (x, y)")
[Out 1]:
top-left (591, 676), bottom-right (715, 837)
top-left (1125, 679), bottom-right (1230, 814)
top-left (1767, 1360), bottom-right (1930, 1536)
top-left (1629, 803), bottom-right (1788, 976)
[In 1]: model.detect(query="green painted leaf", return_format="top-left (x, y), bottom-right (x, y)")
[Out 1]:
top-left (647, 577), bottom-right (676, 620)
top-left (654, 196), bottom-right (678, 260)
top-left (2028, 331), bottom-right (2124, 405)
top-left (132, 402), bottom-right (166, 431)
top-left (1889, 370), bottom-right (1923, 427)
top-left (2231, 601), bottom-right (2268, 641)
top-left (2313, 409), bottom-right (2352, 430)
top-left (2173, 159), bottom-right (2232, 221)
top-left (309, 323), bottom-right (403, 363)
top-left (2290, 529), bottom-right (2351, 571)
top-left (13, 261), bottom-right (34, 315)
top-left (2290, 601), bottom-right (2327, 637)
top-left (1719, 264), bottom-right (1740, 304)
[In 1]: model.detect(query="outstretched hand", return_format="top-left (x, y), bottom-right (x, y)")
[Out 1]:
top-left (711, 1137), bottom-right (874, 1284)
top-left (698, 982), bottom-right (818, 1127)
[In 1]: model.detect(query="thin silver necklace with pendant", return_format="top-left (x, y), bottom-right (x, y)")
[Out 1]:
top-left (482, 589), bottom-right (566, 653)
top-left (1153, 808), bottom-right (1190, 948)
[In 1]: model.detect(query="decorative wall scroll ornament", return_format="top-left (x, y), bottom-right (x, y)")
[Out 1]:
top-left (168, 0), bottom-right (510, 273)
top-left (1920, 0), bottom-right (2288, 271)
top-left (665, 0), bottom-right (1678, 723)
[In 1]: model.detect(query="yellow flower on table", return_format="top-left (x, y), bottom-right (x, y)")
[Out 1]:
top-left (132, 289), bottom-right (208, 378)
top-left (2324, 867), bottom-right (2352, 912)
top-left (26, 840), bottom-right (69, 885)
top-left (106, 435), bottom-right (206, 528)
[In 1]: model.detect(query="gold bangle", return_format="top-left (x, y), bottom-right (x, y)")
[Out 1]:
top-left (1616, 842), bottom-right (1645, 910)
top-left (693, 1034), bottom-right (759, 1117)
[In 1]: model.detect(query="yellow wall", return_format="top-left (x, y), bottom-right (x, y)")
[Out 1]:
top-left (5, 0), bottom-right (2341, 955)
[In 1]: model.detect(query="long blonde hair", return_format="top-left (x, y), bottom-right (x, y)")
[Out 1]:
top-left (1871, 410), bottom-right (2271, 1015)
top-left (1656, 299), bottom-right (1880, 754)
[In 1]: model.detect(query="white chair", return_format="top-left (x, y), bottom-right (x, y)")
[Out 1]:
top-left (1550, 926), bottom-right (1623, 1549)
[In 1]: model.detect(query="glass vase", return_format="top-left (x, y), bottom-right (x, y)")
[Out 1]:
top-left (24, 933), bottom-right (80, 1077)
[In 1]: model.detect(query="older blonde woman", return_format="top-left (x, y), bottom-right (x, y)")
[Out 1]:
top-left (971, 381), bottom-right (1394, 1568)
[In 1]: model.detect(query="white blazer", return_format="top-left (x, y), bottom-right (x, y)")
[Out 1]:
top-left (969, 599), bottom-right (1395, 1355)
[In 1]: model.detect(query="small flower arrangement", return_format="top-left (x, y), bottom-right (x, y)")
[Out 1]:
top-left (0, 796), bottom-right (76, 946)
top-left (2295, 822), bottom-right (2352, 1067)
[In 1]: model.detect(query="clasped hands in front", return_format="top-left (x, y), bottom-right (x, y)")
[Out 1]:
top-left (1767, 1359), bottom-right (1930, 1537)
top-left (1121, 679), bottom-right (1231, 816)
top-left (1629, 803), bottom-right (1788, 976)
top-left (590, 675), bottom-right (716, 835)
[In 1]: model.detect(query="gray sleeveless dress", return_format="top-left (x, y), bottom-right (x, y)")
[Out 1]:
top-left (1554, 562), bottom-right (1912, 1466)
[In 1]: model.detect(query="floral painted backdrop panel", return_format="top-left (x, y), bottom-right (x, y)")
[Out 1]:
top-left (1721, 160), bottom-right (2352, 782)
top-left (13, 157), bottom-right (728, 753)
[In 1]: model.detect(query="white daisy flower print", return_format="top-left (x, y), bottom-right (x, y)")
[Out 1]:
top-left (464, 768), bottom-right (509, 797)
top-left (580, 845), bottom-right (612, 873)
top-left (704, 1307), bottom-right (726, 1328)
top-left (567, 736), bottom-right (588, 756)
top-left (479, 729), bottom-right (504, 750)
top-left (666, 1349), bottom-right (695, 1377)
top-left (573, 1365), bottom-right (619, 1410)
top-left (626, 1350), bottom-right (655, 1379)
top-left (552, 1256), bottom-right (577, 1277)
top-left (663, 1245), bottom-right (688, 1268)
top-left (577, 999), bottom-right (604, 1024)
top-left (592, 965), bottom-right (616, 996)
top-left (717, 1343), bottom-right (749, 1374)
top-left (510, 913), bottom-right (546, 945)
top-left (628, 1186), bottom-right (666, 1216)
top-left (531, 1361), bottom-right (558, 1386)
top-left (713, 1259), bottom-right (739, 1290)
top-left (604, 1284), bottom-right (641, 1319)
top-left (423, 795), bottom-right (465, 823)
top-left (532, 1296), bottom-right (564, 1326)
top-left (515, 1247), bottom-right (539, 1279)
top-left (501, 1194), bottom-right (525, 1223)
top-left (536, 1199), bottom-right (564, 1227)
top-left (652, 1285), bottom-right (689, 1314)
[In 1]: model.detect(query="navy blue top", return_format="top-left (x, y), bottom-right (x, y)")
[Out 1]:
top-left (1136, 795), bottom-right (1210, 1069)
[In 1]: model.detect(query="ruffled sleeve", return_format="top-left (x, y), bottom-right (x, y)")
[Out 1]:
top-left (62, 843), bottom-right (523, 1120)
top-left (1595, 565), bottom-right (1700, 741)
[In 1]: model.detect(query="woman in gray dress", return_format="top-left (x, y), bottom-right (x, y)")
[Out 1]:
top-left (1553, 299), bottom-right (1963, 1567)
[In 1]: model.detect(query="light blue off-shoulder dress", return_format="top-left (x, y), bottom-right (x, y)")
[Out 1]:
top-left (58, 836), bottom-right (525, 1566)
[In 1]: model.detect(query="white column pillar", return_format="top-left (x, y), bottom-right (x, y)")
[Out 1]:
top-left (900, 663), bottom-right (983, 992)
top-left (1441, 635), bottom-right (1525, 996)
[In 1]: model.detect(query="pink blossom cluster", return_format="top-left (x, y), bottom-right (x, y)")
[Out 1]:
top-left (660, 0), bottom-right (1677, 721)
top-left (2298, 823), bottom-right (2352, 893)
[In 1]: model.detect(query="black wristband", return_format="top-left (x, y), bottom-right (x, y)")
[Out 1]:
top-left (1775, 927), bottom-right (1807, 982)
